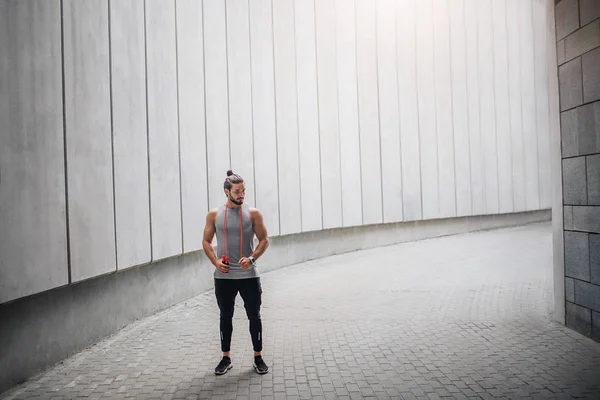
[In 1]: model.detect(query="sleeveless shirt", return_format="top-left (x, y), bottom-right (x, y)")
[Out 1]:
top-left (214, 204), bottom-right (260, 280)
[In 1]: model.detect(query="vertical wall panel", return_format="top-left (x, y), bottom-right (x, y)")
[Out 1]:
top-left (64, 0), bottom-right (115, 282)
top-left (433, 0), bottom-right (457, 218)
top-left (506, 0), bottom-right (526, 212)
top-left (377, 0), bottom-right (403, 223)
top-left (204, 0), bottom-right (231, 210)
top-left (315, 0), bottom-right (343, 229)
top-left (226, 0), bottom-right (255, 208)
top-left (295, 0), bottom-right (323, 232)
top-left (465, 0), bottom-right (485, 215)
top-left (492, 0), bottom-right (514, 214)
top-left (478, 0), bottom-right (499, 214)
top-left (177, 0), bottom-right (208, 252)
top-left (273, 0), bottom-right (302, 235)
top-left (110, 0), bottom-right (151, 269)
top-left (533, 0), bottom-right (552, 209)
top-left (336, 0), bottom-right (363, 227)
top-left (356, 0), bottom-right (383, 225)
top-left (416, 0), bottom-right (440, 220)
top-left (397, 0), bottom-right (422, 221)
top-left (145, 0), bottom-right (182, 261)
top-left (449, 0), bottom-right (472, 217)
top-left (249, 0), bottom-right (280, 235)
top-left (0, 0), bottom-right (68, 302)
top-left (520, 0), bottom-right (541, 210)
top-left (295, 1), bottom-right (322, 231)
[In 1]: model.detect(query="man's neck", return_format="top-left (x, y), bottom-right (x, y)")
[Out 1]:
top-left (226, 200), bottom-right (241, 209)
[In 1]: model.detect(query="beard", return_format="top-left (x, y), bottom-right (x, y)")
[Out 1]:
top-left (229, 195), bottom-right (244, 205)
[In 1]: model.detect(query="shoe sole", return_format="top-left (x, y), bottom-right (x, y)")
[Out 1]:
top-left (253, 362), bottom-right (269, 375)
top-left (214, 363), bottom-right (233, 375)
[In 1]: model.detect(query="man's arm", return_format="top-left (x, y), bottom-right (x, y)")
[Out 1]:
top-left (203, 210), bottom-right (228, 273)
top-left (250, 208), bottom-right (269, 260)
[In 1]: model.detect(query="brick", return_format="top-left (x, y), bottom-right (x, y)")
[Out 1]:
top-left (561, 108), bottom-right (580, 157)
top-left (564, 206), bottom-right (574, 230)
top-left (556, 0), bottom-right (580, 41)
top-left (559, 57), bottom-right (583, 111)
top-left (566, 302), bottom-right (592, 336)
top-left (583, 46), bottom-right (600, 103)
top-left (580, 0), bottom-right (600, 27)
top-left (566, 277), bottom-right (576, 302)
top-left (564, 20), bottom-right (600, 62)
top-left (573, 205), bottom-right (600, 233)
top-left (588, 155), bottom-right (600, 205)
top-left (565, 231), bottom-right (590, 280)
top-left (562, 157), bottom-right (588, 205)
top-left (558, 39), bottom-right (566, 65)
top-left (574, 279), bottom-right (600, 311)
top-left (580, 102), bottom-right (600, 155)
top-left (593, 311), bottom-right (600, 341)
top-left (591, 234), bottom-right (600, 284)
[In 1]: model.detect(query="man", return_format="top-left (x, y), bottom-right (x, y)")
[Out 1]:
top-left (202, 170), bottom-right (270, 375)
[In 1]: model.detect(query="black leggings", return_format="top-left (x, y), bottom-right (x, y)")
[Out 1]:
top-left (214, 278), bottom-right (262, 353)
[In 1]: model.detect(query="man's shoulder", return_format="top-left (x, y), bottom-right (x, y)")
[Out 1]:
top-left (206, 208), bottom-right (220, 219)
top-left (247, 206), bottom-right (262, 215)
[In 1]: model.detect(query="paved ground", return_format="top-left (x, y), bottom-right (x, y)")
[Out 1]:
top-left (2, 222), bottom-right (600, 400)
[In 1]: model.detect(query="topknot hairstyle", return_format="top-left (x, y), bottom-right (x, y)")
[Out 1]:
top-left (224, 170), bottom-right (244, 191)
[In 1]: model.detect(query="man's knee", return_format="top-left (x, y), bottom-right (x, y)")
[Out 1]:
top-left (220, 310), bottom-right (234, 321)
top-left (245, 307), bottom-right (261, 321)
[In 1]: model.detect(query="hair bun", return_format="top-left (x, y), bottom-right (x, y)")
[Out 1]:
top-left (226, 169), bottom-right (233, 177)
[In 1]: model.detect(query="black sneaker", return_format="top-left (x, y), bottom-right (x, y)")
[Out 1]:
top-left (214, 356), bottom-right (233, 375)
top-left (253, 356), bottom-right (269, 374)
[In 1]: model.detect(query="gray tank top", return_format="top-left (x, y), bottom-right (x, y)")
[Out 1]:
top-left (214, 204), bottom-right (260, 280)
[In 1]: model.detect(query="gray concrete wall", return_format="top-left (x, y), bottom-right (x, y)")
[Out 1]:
top-left (0, 210), bottom-right (550, 394)
top-left (1, 0), bottom-right (559, 305)
top-left (0, 0), bottom-right (69, 301)
top-left (555, 0), bottom-right (600, 340)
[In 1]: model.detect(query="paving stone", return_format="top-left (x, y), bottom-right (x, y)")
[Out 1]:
top-left (2, 224), bottom-right (600, 399)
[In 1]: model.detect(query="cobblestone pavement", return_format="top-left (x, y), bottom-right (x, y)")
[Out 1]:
top-left (3, 222), bottom-right (600, 400)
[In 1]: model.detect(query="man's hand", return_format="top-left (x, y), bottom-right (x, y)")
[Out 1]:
top-left (215, 259), bottom-right (230, 274)
top-left (239, 257), bottom-right (252, 270)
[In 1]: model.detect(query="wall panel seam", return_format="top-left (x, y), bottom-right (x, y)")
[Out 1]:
top-left (143, 0), bottom-right (154, 262)
top-left (394, 0), bottom-right (405, 221)
top-left (270, 0), bottom-right (282, 234)
top-left (60, 0), bottom-right (73, 283)
top-left (292, 0), bottom-right (303, 232)
top-left (247, 0), bottom-right (257, 208)
top-left (505, 0), bottom-right (515, 212)
top-left (374, 0), bottom-right (385, 223)
top-left (201, 0), bottom-right (210, 215)
top-left (447, 0), bottom-right (458, 217)
top-left (174, 0), bottom-right (184, 253)
top-left (224, 1), bottom-right (232, 166)
top-left (353, 0), bottom-right (364, 225)
top-left (491, 0), bottom-right (500, 211)
top-left (476, 0), bottom-right (487, 213)
top-left (414, 0), bottom-right (424, 220)
top-left (108, 0), bottom-right (118, 270)
top-left (463, 0), bottom-right (473, 216)
top-left (531, 0), bottom-right (541, 210)
top-left (313, 0), bottom-right (325, 229)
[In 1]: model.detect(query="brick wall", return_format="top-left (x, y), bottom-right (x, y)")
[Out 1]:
top-left (556, 0), bottom-right (600, 340)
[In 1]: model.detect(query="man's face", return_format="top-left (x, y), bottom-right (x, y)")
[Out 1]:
top-left (226, 183), bottom-right (245, 205)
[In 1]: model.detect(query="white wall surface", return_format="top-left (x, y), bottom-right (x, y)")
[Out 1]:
top-left (110, 0), bottom-right (152, 269)
top-left (0, 0), bottom-right (68, 303)
top-left (63, 0), bottom-right (116, 282)
top-left (1, 0), bottom-right (555, 303)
